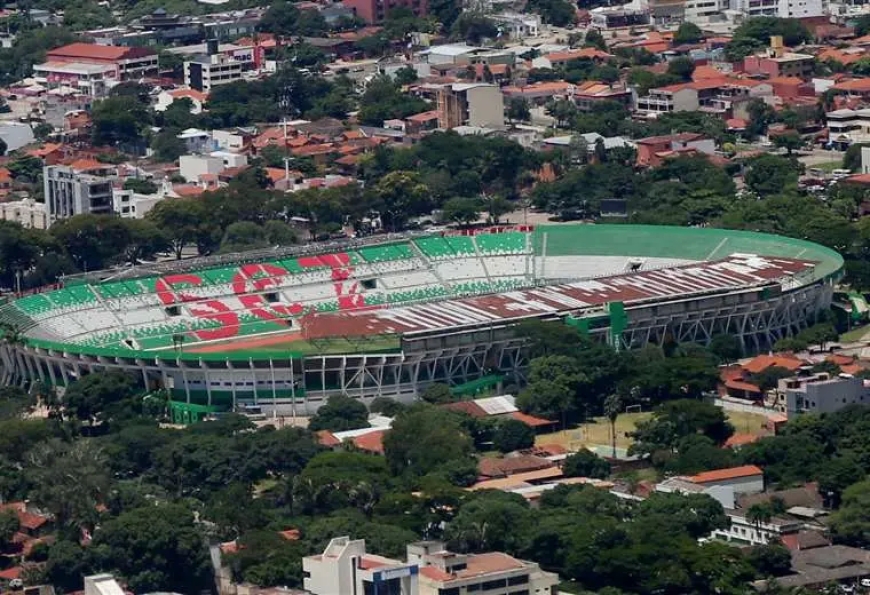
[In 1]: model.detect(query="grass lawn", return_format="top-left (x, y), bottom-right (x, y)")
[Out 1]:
top-left (841, 323), bottom-right (870, 343)
top-left (535, 409), bottom-right (770, 451)
top-left (811, 160), bottom-right (845, 173)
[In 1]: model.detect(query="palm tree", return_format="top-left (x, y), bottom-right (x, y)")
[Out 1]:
top-left (603, 394), bottom-right (622, 459)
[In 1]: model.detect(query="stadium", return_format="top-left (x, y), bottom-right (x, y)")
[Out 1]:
top-left (0, 224), bottom-right (844, 420)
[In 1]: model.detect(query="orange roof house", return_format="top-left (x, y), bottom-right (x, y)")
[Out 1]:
top-left (687, 464), bottom-right (764, 485)
top-left (742, 353), bottom-right (807, 374)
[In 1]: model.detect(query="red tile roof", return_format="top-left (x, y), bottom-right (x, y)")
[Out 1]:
top-left (742, 353), bottom-right (806, 374)
top-left (688, 464), bottom-right (763, 484)
top-left (359, 556), bottom-right (390, 570)
top-left (546, 48), bottom-right (612, 62)
top-left (68, 158), bottom-right (107, 172)
top-left (833, 78), bottom-right (870, 92)
top-left (352, 430), bottom-right (386, 454)
top-left (316, 430), bottom-right (340, 447)
top-left (509, 411), bottom-right (555, 428)
top-left (0, 567), bottom-right (21, 580)
top-left (47, 43), bottom-right (154, 62)
top-left (169, 88), bottom-right (209, 102)
top-left (724, 433), bottom-right (761, 448)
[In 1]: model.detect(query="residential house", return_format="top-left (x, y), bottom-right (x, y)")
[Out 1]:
top-left (685, 465), bottom-right (765, 495)
top-left (154, 88), bottom-right (209, 114)
top-left (634, 132), bottom-right (716, 167)
top-left (775, 373), bottom-right (869, 417)
top-left (502, 81), bottom-right (574, 105)
top-left (573, 80), bottom-right (633, 111)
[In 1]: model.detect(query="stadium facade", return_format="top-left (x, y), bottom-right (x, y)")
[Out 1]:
top-left (0, 225), bottom-right (843, 417)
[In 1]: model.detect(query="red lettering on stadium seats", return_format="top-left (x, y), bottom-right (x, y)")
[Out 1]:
top-left (156, 273), bottom-right (240, 340)
top-left (232, 263), bottom-right (302, 322)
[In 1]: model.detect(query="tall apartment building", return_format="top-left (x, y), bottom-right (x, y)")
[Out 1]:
top-left (44, 161), bottom-right (116, 225)
top-left (184, 39), bottom-right (247, 92)
top-left (303, 537), bottom-right (559, 595)
top-left (436, 83), bottom-right (504, 130)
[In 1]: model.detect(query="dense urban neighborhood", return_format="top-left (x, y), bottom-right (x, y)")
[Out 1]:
top-left (8, 0), bottom-right (870, 593)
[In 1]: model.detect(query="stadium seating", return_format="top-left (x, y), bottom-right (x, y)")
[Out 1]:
top-left (358, 243), bottom-right (416, 263)
top-left (476, 232), bottom-right (526, 255)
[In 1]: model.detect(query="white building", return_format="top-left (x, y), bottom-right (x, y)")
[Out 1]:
top-left (179, 154), bottom-right (224, 182)
top-left (420, 44), bottom-right (482, 65)
top-left (177, 128), bottom-right (217, 154)
top-left (0, 197), bottom-right (48, 229)
top-left (303, 537), bottom-right (559, 595)
top-left (83, 574), bottom-right (125, 595)
top-left (184, 52), bottom-right (246, 92)
top-left (32, 61), bottom-right (117, 97)
top-left (728, 0), bottom-right (824, 18)
top-left (44, 161), bottom-right (116, 224)
top-left (491, 13), bottom-right (544, 38)
top-left (303, 537), bottom-right (419, 595)
top-left (685, 465), bottom-right (765, 495)
top-left (112, 188), bottom-right (164, 219)
top-left (209, 150), bottom-right (248, 169)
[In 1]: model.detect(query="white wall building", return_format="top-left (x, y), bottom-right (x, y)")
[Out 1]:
top-left (44, 162), bottom-right (116, 224)
top-left (112, 188), bottom-right (164, 219)
top-left (179, 154), bottom-right (224, 182)
top-left (303, 537), bottom-right (419, 595)
top-left (0, 198), bottom-right (48, 229)
top-left (728, 0), bottom-right (824, 18)
top-left (303, 537), bottom-right (559, 595)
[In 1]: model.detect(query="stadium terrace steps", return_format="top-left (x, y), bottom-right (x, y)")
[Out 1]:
top-left (10, 226), bottom-right (838, 355)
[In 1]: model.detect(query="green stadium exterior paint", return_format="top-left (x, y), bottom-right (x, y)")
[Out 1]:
top-left (0, 225), bottom-right (844, 415)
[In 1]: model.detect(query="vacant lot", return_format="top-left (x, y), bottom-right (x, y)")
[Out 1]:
top-left (535, 410), bottom-right (770, 452)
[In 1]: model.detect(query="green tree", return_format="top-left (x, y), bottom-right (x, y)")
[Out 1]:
top-left (420, 383), bottom-right (454, 405)
top-left (61, 370), bottom-right (139, 425)
top-left (220, 221), bottom-right (269, 254)
top-left (368, 170), bottom-right (431, 231)
top-left (394, 65), bottom-right (418, 85)
top-left (516, 355), bottom-right (587, 427)
top-left (308, 395), bottom-right (369, 432)
top-left (150, 129), bottom-right (186, 163)
top-left (667, 56), bottom-right (696, 81)
top-left (146, 198), bottom-right (212, 259)
top-left (441, 197), bottom-right (481, 227)
top-left (747, 543), bottom-right (793, 577)
top-left (445, 491), bottom-right (531, 553)
top-left (91, 504), bottom-right (213, 593)
top-left (383, 407), bottom-right (474, 478)
top-left (673, 22), bottom-right (703, 44)
top-left (772, 130), bottom-right (802, 154)
top-left (563, 449), bottom-right (611, 478)
top-left (506, 96), bottom-right (531, 124)
top-left (493, 418), bottom-right (535, 453)
top-left (744, 154), bottom-right (799, 197)
top-left (91, 95), bottom-right (151, 146)
top-left (708, 334), bottom-right (743, 364)
top-left (630, 399), bottom-right (734, 460)
top-left (50, 214), bottom-right (131, 271)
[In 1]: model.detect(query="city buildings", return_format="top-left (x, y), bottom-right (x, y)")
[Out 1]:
top-left (435, 83), bottom-right (505, 130)
top-left (303, 537), bottom-right (559, 595)
top-left (43, 160), bottom-right (116, 224)
top-left (43, 43), bottom-right (158, 80)
top-left (184, 40), bottom-right (250, 92)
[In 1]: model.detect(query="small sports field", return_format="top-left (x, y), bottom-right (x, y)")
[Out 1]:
top-left (535, 410), bottom-right (771, 452)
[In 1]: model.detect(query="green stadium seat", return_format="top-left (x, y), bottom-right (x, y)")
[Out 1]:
top-left (476, 232), bottom-right (527, 255)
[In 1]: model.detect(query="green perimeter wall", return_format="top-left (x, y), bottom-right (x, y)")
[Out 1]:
top-left (9, 224), bottom-right (845, 362)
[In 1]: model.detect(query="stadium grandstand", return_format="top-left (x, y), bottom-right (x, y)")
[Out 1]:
top-left (0, 224), bottom-right (843, 419)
